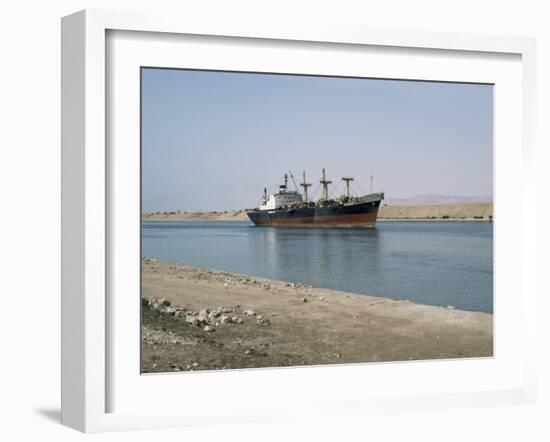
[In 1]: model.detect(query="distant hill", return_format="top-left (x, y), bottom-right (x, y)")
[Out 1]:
top-left (383, 195), bottom-right (492, 206)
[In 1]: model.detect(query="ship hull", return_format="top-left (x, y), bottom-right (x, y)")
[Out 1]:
top-left (247, 199), bottom-right (382, 228)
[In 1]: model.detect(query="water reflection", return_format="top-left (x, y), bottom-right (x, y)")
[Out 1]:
top-left (252, 227), bottom-right (383, 289)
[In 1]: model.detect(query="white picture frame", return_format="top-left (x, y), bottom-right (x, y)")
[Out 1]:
top-left (61, 9), bottom-right (537, 433)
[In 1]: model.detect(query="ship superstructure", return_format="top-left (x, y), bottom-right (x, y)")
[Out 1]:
top-left (247, 169), bottom-right (384, 228)
top-left (258, 174), bottom-right (304, 211)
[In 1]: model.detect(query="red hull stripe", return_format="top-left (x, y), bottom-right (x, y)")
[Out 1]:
top-left (253, 213), bottom-right (378, 228)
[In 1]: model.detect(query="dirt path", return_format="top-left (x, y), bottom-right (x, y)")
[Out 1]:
top-left (141, 258), bottom-right (493, 373)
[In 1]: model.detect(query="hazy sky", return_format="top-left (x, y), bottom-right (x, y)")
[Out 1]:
top-left (142, 68), bottom-right (493, 212)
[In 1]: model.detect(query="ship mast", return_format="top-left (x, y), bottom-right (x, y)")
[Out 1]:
top-left (320, 168), bottom-right (332, 201)
top-left (288, 170), bottom-right (300, 191)
top-left (300, 170), bottom-right (312, 202)
top-left (341, 176), bottom-right (354, 199)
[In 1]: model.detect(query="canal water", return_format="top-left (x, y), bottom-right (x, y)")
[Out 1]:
top-left (142, 221), bottom-right (493, 313)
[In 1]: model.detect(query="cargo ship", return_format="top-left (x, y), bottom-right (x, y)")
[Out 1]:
top-left (247, 169), bottom-right (384, 228)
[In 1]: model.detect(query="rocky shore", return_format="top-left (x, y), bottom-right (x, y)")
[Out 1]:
top-left (141, 258), bottom-right (493, 373)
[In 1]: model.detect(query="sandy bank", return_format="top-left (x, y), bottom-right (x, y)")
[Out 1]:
top-left (142, 210), bottom-right (249, 222)
top-left (142, 203), bottom-right (492, 222)
top-left (141, 258), bottom-right (493, 373)
top-left (378, 203), bottom-right (493, 220)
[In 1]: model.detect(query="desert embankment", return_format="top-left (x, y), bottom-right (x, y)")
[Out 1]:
top-left (141, 258), bottom-right (493, 373)
top-left (378, 203), bottom-right (492, 220)
top-left (143, 210), bottom-right (249, 222)
top-left (142, 203), bottom-right (493, 222)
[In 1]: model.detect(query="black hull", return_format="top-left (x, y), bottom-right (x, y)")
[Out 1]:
top-left (247, 198), bottom-right (382, 228)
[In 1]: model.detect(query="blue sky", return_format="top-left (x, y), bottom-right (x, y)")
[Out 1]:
top-left (141, 68), bottom-right (493, 212)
